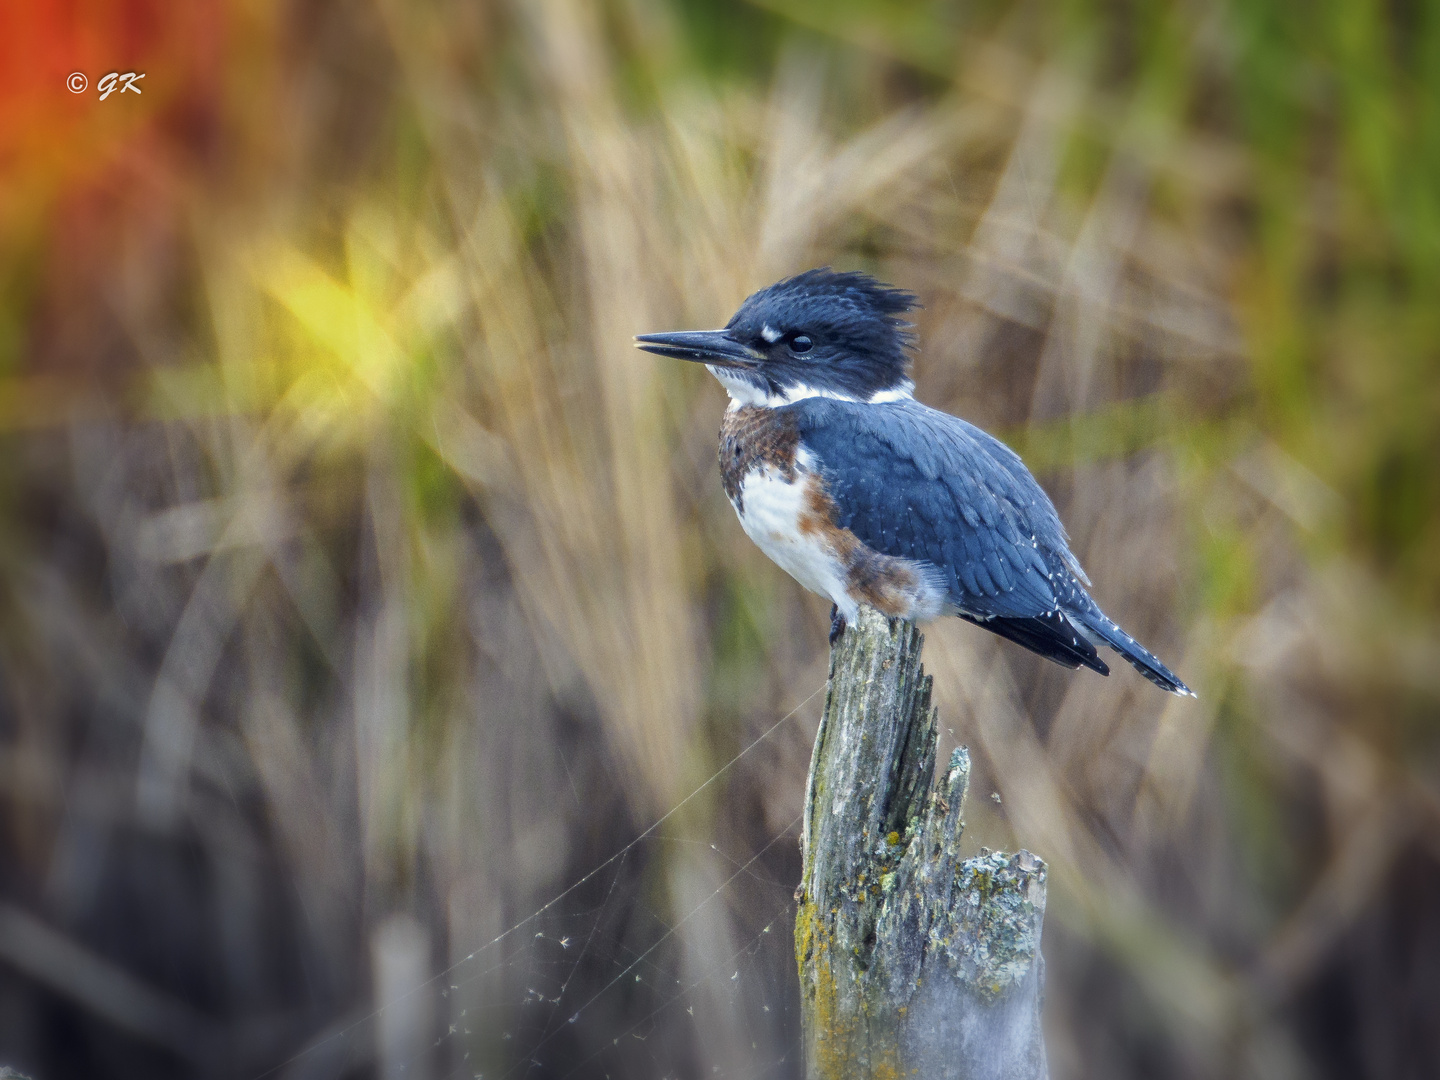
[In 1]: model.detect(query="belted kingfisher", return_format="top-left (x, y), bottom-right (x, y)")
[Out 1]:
top-left (637, 268), bottom-right (1193, 696)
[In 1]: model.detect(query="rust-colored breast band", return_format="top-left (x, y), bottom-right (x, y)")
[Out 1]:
top-left (718, 405), bottom-right (800, 511)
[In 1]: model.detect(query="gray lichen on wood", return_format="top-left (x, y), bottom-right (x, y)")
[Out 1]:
top-left (795, 605), bottom-right (1048, 1080)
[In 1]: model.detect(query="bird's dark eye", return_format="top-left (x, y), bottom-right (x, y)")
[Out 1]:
top-left (788, 334), bottom-right (813, 353)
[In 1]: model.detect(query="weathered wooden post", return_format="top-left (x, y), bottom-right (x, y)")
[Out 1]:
top-left (795, 605), bottom-right (1048, 1080)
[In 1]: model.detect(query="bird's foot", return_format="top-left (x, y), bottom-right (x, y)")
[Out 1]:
top-left (828, 604), bottom-right (847, 646)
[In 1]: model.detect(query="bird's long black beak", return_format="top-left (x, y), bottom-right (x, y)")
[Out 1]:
top-left (634, 329), bottom-right (763, 369)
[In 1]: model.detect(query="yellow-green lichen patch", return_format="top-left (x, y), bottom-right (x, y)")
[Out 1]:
top-left (796, 892), bottom-right (905, 1078)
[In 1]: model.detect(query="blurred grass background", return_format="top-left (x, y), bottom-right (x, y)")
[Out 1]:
top-left (1, 0), bottom-right (1438, 1077)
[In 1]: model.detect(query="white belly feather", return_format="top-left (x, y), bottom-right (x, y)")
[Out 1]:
top-left (732, 464), bottom-right (857, 617)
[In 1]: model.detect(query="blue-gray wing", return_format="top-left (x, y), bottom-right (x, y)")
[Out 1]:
top-left (789, 397), bottom-right (1192, 694)
top-left (790, 397), bottom-right (1109, 673)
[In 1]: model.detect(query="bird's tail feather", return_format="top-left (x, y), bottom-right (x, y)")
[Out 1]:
top-left (962, 610), bottom-right (1111, 677)
top-left (1071, 609), bottom-right (1193, 697)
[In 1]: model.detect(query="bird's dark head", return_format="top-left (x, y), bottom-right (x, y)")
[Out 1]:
top-left (636, 268), bottom-right (919, 405)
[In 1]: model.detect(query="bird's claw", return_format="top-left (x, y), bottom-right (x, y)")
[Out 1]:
top-left (828, 605), bottom-right (847, 646)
